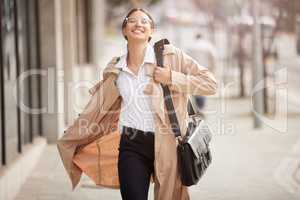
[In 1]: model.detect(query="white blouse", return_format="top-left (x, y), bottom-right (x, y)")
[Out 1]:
top-left (115, 44), bottom-right (156, 133)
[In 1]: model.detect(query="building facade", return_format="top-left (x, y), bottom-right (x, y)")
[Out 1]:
top-left (0, 0), bottom-right (105, 199)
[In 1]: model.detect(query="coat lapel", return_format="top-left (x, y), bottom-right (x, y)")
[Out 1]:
top-left (103, 59), bottom-right (167, 126)
top-left (143, 64), bottom-right (166, 125)
top-left (100, 45), bottom-right (177, 127)
top-left (143, 44), bottom-right (177, 125)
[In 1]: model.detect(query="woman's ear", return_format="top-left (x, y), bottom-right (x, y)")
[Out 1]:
top-left (148, 29), bottom-right (154, 42)
top-left (150, 27), bottom-right (154, 35)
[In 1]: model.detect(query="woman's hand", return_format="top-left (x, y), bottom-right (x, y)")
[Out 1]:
top-left (153, 66), bottom-right (172, 85)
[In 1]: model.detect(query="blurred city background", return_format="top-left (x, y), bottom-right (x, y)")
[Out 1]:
top-left (0, 0), bottom-right (300, 199)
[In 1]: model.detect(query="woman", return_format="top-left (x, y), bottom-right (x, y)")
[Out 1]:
top-left (57, 8), bottom-right (217, 200)
top-left (115, 8), bottom-right (216, 200)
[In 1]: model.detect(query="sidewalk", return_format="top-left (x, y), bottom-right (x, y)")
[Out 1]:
top-left (15, 34), bottom-right (300, 199)
top-left (192, 97), bottom-right (300, 199)
top-left (14, 97), bottom-right (300, 200)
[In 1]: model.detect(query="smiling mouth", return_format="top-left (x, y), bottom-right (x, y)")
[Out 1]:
top-left (132, 29), bottom-right (144, 34)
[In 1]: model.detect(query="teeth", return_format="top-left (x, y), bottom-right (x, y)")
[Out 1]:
top-left (133, 30), bottom-right (143, 33)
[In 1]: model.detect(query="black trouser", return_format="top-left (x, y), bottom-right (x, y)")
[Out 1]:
top-left (118, 126), bottom-right (155, 200)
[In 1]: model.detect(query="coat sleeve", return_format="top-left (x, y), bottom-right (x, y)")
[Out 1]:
top-left (88, 79), bottom-right (104, 96)
top-left (168, 47), bottom-right (217, 95)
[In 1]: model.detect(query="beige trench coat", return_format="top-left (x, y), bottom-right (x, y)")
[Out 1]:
top-left (57, 44), bottom-right (217, 200)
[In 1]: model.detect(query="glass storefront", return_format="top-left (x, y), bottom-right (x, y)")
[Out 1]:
top-left (0, 0), bottom-right (3, 166)
top-left (1, 0), bottom-right (20, 165)
top-left (0, 0), bottom-right (41, 166)
top-left (16, 0), bottom-right (41, 145)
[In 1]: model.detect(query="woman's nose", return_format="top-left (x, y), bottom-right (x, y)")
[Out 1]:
top-left (135, 20), bottom-right (143, 27)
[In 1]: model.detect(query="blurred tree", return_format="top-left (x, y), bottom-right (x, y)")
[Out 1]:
top-left (268, 0), bottom-right (295, 32)
top-left (294, 0), bottom-right (300, 55)
top-left (192, 0), bottom-right (248, 21)
top-left (234, 26), bottom-right (249, 97)
top-left (193, 0), bottom-right (249, 97)
top-left (107, 0), bottom-right (160, 8)
top-left (105, 0), bottom-right (161, 29)
top-left (193, 0), bottom-right (300, 112)
top-left (260, 0), bottom-right (290, 113)
top-left (255, 0), bottom-right (300, 113)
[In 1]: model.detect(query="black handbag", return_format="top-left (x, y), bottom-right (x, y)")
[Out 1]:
top-left (154, 39), bottom-right (213, 186)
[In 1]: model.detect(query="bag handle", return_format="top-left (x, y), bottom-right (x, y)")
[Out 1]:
top-left (154, 39), bottom-right (198, 138)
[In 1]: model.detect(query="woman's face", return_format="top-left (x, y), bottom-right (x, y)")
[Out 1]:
top-left (123, 11), bottom-right (153, 43)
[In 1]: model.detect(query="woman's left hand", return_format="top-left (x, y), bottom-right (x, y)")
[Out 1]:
top-left (153, 66), bottom-right (172, 85)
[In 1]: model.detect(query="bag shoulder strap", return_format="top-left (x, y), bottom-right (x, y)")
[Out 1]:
top-left (154, 39), bottom-right (181, 137)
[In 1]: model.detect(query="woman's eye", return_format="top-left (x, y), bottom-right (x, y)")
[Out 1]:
top-left (142, 18), bottom-right (152, 24)
top-left (128, 19), bottom-right (136, 23)
top-left (127, 18), bottom-right (150, 25)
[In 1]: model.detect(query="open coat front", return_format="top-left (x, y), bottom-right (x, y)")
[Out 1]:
top-left (57, 44), bottom-right (217, 200)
